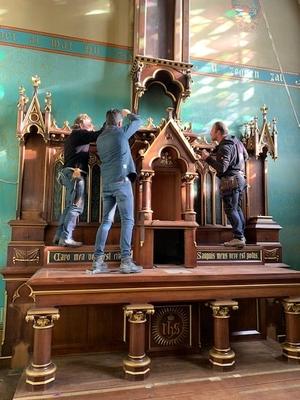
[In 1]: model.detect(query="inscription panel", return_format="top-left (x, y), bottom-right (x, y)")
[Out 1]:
top-left (197, 249), bottom-right (262, 262)
top-left (48, 250), bottom-right (122, 264)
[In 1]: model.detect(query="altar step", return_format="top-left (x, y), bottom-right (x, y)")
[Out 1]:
top-left (197, 244), bottom-right (264, 265)
top-left (45, 244), bottom-right (264, 268)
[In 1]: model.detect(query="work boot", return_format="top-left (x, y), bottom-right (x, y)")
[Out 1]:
top-left (119, 257), bottom-right (143, 274)
top-left (88, 255), bottom-right (109, 274)
top-left (224, 237), bottom-right (246, 249)
top-left (58, 238), bottom-right (83, 247)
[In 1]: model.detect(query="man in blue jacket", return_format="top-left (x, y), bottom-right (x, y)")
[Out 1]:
top-left (201, 121), bottom-right (248, 248)
top-left (90, 108), bottom-right (143, 274)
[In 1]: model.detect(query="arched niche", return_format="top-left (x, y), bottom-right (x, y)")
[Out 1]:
top-left (151, 146), bottom-right (187, 221)
top-left (139, 83), bottom-right (173, 125)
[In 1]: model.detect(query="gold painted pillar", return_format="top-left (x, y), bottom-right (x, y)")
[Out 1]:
top-left (123, 304), bottom-right (154, 380)
top-left (25, 308), bottom-right (60, 389)
top-left (208, 300), bottom-right (238, 370)
top-left (282, 297), bottom-right (300, 362)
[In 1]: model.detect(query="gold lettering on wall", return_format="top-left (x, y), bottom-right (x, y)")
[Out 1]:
top-left (51, 39), bottom-right (72, 51)
top-left (0, 31), bottom-right (16, 41)
top-left (29, 35), bottom-right (39, 45)
top-left (84, 44), bottom-right (100, 56)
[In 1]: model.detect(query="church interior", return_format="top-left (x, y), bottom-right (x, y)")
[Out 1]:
top-left (0, 1), bottom-right (300, 399)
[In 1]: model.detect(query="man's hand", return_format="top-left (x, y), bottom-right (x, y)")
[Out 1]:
top-left (201, 149), bottom-right (210, 160)
top-left (121, 109), bottom-right (131, 117)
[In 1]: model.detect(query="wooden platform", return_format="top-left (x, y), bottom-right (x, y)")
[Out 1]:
top-left (27, 264), bottom-right (300, 307)
top-left (11, 264), bottom-right (300, 392)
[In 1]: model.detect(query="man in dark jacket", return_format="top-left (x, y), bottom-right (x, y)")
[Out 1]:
top-left (90, 108), bottom-right (143, 274)
top-left (201, 121), bottom-right (248, 248)
top-left (53, 114), bottom-right (103, 247)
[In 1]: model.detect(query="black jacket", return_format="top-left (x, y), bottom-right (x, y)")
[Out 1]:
top-left (206, 135), bottom-right (248, 178)
top-left (64, 128), bottom-right (103, 173)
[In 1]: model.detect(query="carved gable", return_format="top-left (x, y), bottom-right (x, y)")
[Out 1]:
top-left (140, 118), bottom-right (197, 173)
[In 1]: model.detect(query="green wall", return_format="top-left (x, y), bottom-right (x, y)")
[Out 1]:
top-left (181, 74), bottom-right (300, 270)
top-left (0, 45), bottom-right (131, 308)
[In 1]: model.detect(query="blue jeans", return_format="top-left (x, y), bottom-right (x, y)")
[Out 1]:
top-left (94, 179), bottom-right (134, 259)
top-left (55, 168), bottom-right (85, 240)
top-left (221, 175), bottom-right (246, 239)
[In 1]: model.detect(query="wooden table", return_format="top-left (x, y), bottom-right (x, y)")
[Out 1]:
top-left (24, 264), bottom-right (300, 389)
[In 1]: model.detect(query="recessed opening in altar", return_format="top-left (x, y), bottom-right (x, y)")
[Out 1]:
top-left (151, 147), bottom-right (185, 221)
top-left (154, 229), bottom-right (184, 265)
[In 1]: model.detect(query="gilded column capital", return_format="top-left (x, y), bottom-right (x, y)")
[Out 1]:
top-left (282, 297), bottom-right (300, 314)
top-left (26, 308), bottom-right (60, 329)
top-left (139, 171), bottom-right (154, 181)
top-left (182, 173), bottom-right (197, 183)
top-left (209, 300), bottom-right (239, 318)
top-left (124, 304), bottom-right (155, 323)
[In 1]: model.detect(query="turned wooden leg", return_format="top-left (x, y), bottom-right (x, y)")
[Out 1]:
top-left (25, 308), bottom-right (60, 389)
top-left (282, 297), bottom-right (300, 362)
top-left (208, 300), bottom-right (238, 370)
top-left (123, 304), bottom-right (154, 381)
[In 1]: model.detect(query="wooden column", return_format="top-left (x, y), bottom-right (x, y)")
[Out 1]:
top-left (140, 171), bottom-right (154, 221)
top-left (182, 174), bottom-right (196, 221)
top-left (25, 308), bottom-right (60, 389)
top-left (282, 297), bottom-right (300, 362)
top-left (208, 300), bottom-right (238, 370)
top-left (123, 304), bottom-right (154, 380)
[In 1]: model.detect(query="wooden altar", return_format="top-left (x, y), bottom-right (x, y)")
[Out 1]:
top-left (1, 0), bottom-right (299, 393)
top-left (21, 266), bottom-right (300, 386)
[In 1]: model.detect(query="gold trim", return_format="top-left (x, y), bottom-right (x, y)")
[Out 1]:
top-left (1, 291), bottom-right (7, 346)
top-left (31, 362), bottom-right (51, 368)
top-left (123, 358), bottom-right (150, 368)
top-left (213, 347), bottom-right (231, 352)
top-left (282, 343), bottom-right (300, 353)
top-left (124, 304), bottom-right (155, 312)
top-left (33, 324), bottom-right (54, 330)
top-left (13, 283), bottom-right (35, 303)
top-left (26, 364), bottom-right (56, 377)
top-left (209, 350), bottom-right (235, 360)
top-left (26, 376), bottom-right (55, 386)
top-left (124, 368), bottom-right (150, 375)
top-left (209, 359), bottom-right (235, 367)
top-left (128, 354), bottom-right (146, 359)
top-left (282, 353), bottom-right (300, 360)
top-left (33, 282), bottom-right (300, 296)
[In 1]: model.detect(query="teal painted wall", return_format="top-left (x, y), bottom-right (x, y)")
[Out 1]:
top-left (181, 74), bottom-right (300, 270)
top-left (0, 45), bottom-right (131, 308)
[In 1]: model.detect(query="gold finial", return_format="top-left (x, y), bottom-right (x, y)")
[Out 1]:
top-left (19, 86), bottom-right (26, 95)
top-left (166, 107), bottom-right (174, 120)
top-left (32, 75), bottom-right (41, 90)
top-left (45, 91), bottom-right (52, 111)
top-left (145, 117), bottom-right (155, 129)
top-left (17, 86), bottom-right (28, 110)
top-left (260, 104), bottom-right (268, 120)
top-left (62, 121), bottom-right (71, 130)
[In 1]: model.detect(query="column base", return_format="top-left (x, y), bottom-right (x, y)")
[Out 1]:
top-left (209, 347), bottom-right (236, 370)
top-left (123, 355), bottom-right (151, 381)
top-left (282, 342), bottom-right (300, 363)
top-left (26, 362), bottom-right (56, 389)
